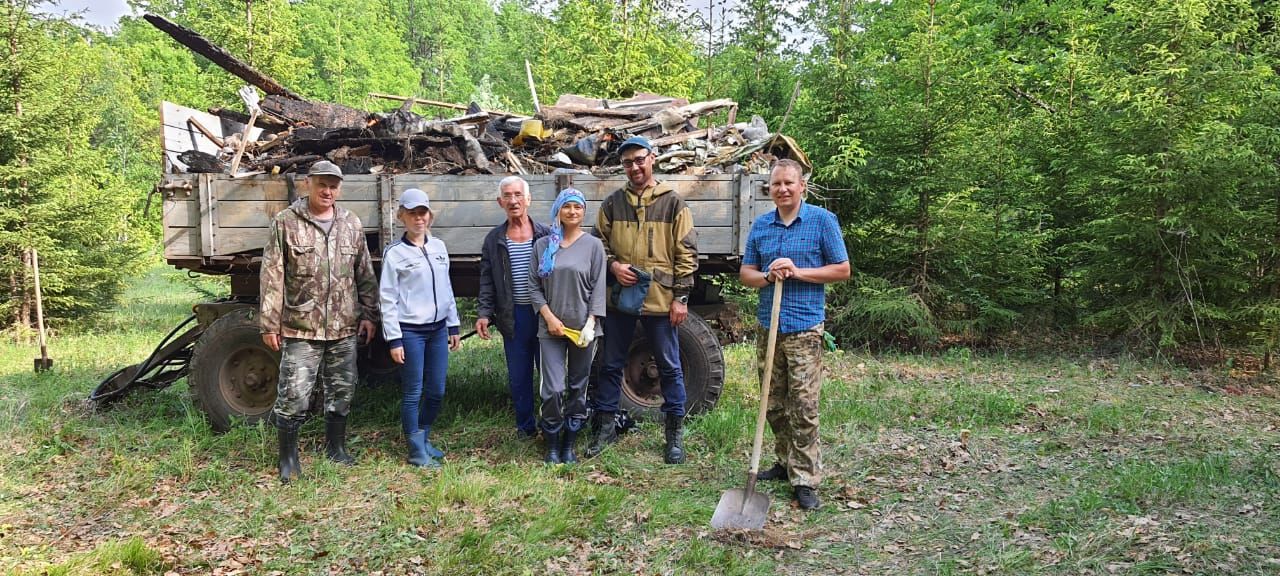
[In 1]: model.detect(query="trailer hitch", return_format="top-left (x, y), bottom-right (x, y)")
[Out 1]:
top-left (90, 314), bottom-right (205, 406)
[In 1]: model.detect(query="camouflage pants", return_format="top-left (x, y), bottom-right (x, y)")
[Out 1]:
top-left (756, 323), bottom-right (824, 488)
top-left (272, 335), bottom-right (357, 422)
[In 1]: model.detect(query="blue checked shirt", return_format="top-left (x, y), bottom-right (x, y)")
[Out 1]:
top-left (743, 202), bottom-right (850, 334)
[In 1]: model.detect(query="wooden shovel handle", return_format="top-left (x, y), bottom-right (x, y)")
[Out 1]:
top-left (748, 279), bottom-right (784, 476)
top-left (227, 109), bottom-right (258, 175)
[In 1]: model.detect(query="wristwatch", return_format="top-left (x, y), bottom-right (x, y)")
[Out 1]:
top-left (675, 295), bottom-right (689, 305)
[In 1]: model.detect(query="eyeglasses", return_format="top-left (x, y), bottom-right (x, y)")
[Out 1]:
top-left (621, 153), bottom-right (650, 168)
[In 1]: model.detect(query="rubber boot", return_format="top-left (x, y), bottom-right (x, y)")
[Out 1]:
top-left (325, 413), bottom-right (355, 466)
top-left (406, 431), bottom-right (439, 468)
top-left (584, 411), bottom-right (617, 459)
top-left (544, 431), bottom-right (562, 464)
top-left (277, 420), bottom-right (301, 484)
top-left (560, 427), bottom-right (579, 464)
top-left (663, 414), bottom-right (686, 464)
top-left (420, 426), bottom-right (445, 460)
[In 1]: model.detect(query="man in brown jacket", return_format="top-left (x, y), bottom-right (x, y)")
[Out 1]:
top-left (260, 161), bottom-right (379, 483)
top-left (589, 136), bottom-right (698, 463)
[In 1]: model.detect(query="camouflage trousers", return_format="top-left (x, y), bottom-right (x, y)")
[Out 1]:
top-left (756, 323), bottom-right (824, 488)
top-left (272, 335), bottom-right (357, 423)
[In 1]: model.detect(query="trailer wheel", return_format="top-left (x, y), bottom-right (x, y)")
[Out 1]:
top-left (599, 313), bottom-right (725, 421)
top-left (190, 308), bottom-right (279, 432)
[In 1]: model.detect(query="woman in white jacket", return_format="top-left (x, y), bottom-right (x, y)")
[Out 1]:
top-left (380, 188), bottom-right (461, 468)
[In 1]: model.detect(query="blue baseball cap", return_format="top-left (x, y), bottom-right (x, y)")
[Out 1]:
top-left (400, 188), bottom-right (431, 210)
top-left (617, 135), bottom-right (653, 155)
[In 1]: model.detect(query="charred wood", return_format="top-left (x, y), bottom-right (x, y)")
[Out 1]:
top-left (143, 14), bottom-right (305, 100)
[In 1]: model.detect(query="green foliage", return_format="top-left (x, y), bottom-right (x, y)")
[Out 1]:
top-left (5, 0), bottom-right (1280, 353)
top-left (538, 0), bottom-right (702, 100)
top-left (293, 0), bottom-right (418, 107)
top-left (826, 274), bottom-right (938, 348)
top-left (0, 2), bottom-right (146, 328)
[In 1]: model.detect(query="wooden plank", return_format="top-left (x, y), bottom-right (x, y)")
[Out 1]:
top-left (217, 200), bottom-right (380, 229)
top-left (736, 174), bottom-right (751, 254)
top-left (172, 224), bottom-right (736, 259)
top-left (198, 173), bottom-right (215, 257)
top-left (161, 102), bottom-right (263, 172)
top-left (379, 176), bottom-right (395, 253)
top-left (388, 175), bottom-right (558, 202)
top-left (421, 199), bottom-right (734, 228)
top-left (164, 227), bottom-right (199, 258)
top-left (208, 197), bottom-right (728, 231)
top-left (164, 199), bottom-right (199, 228)
top-left (209, 175), bottom-right (380, 202)
top-left (554, 175), bottom-right (737, 201)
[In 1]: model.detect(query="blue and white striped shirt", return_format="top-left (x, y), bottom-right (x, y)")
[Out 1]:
top-left (743, 202), bottom-right (850, 334)
top-left (507, 238), bottom-right (534, 304)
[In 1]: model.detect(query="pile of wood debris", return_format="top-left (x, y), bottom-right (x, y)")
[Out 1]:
top-left (149, 14), bottom-right (809, 178)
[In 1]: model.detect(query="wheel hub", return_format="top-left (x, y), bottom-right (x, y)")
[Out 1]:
top-left (622, 347), bottom-right (664, 409)
top-left (219, 347), bottom-right (277, 415)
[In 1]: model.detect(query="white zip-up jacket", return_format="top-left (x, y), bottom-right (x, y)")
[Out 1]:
top-left (379, 234), bottom-right (461, 348)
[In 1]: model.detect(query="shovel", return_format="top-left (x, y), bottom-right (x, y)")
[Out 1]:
top-left (712, 278), bottom-right (784, 530)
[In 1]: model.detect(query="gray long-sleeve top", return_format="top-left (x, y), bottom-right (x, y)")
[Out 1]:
top-left (529, 234), bottom-right (607, 339)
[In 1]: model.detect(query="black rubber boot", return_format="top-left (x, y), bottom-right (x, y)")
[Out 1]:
top-left (544, 432), bottom-right (562, 464)
top-left (663, 414), bottom-right (686, 464)
top-left (560, 428), bottom-right (579, 464)
top-left (325, 413), bottom-right (355, 466)
top-left (276, 420), bottom-right (301, 484)
top-left (757, 462), bottom-right (790, 482)
top-left (794, 485), bottom-right (821, 510)
top-left (584, 411), bottom-right (617, 459)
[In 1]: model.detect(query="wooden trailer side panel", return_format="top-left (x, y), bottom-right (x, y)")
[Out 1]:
top-left (163, 174), bottom-right (756, 262)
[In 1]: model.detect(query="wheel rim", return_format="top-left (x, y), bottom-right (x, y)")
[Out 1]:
top-left (218, 346), bottom-right (277, 415)
top-left (621, 344), bottom-right (665, 410)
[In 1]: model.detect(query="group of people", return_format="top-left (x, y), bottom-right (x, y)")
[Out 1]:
top-left (257, 136), bottom-right (848, 511)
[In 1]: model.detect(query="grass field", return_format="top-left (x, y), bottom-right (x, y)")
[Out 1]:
top-left (2, 265), bottom-right (1279, 575)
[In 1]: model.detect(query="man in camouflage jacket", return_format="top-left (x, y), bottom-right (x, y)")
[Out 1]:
top-left (260, 161), bottom-right (379, 483)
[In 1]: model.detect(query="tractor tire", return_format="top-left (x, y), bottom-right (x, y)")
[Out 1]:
top-left (189, 308), bottom-right (280, 432)
top-left (597, 313), bottom-right (725, 421)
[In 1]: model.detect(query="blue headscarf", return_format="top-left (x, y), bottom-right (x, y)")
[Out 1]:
top-left (538, 187), bottom-right (587, 278)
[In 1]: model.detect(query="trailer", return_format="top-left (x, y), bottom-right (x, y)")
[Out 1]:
top-left (96, 169), bottom-right (778, 432)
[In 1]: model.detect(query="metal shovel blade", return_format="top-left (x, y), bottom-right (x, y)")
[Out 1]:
top-left (711, 488), bottom-right (770, 530)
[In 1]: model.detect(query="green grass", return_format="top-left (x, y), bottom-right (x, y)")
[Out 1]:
top-left (3, 264), bottom-right (1280, 574)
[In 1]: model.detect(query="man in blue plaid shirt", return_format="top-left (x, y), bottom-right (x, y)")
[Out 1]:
top-left (740, 159), bottom-right (850, 510)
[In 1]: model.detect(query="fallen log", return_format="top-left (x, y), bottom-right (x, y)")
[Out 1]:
top-left (208, 106), bottom-right (287, 129)
top-left (143, 14), bottom-right (306, 101)
top-left (259, 95), bottom-right (369, 130)
top-left (258, 154), bottom-right (321, 171)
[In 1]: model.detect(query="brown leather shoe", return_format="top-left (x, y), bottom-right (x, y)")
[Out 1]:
top-left (757, 462), bottom-right (789, 482)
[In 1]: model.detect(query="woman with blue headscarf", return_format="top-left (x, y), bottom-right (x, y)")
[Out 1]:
top-left (529, 188), bottom-right (607, 463)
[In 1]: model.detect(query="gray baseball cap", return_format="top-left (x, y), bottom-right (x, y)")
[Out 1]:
top-left (400, 188), bottom-right (431, 210)
top-left (308, 160), bottom-right (344, 179)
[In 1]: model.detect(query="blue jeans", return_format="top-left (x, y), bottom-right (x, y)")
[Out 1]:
top-left (594, 312), bottom-right (686, 417)
top-left (398, 322), bottom-right (449, 436)
top-left (503, 304), bottom-right (540, 434)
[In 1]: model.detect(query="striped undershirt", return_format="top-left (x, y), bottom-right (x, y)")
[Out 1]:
top-left (506, 238), bottom-right (534, 304)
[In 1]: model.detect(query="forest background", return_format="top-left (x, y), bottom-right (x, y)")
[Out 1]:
top-left (4, 0), bottom-right (1280, 362)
